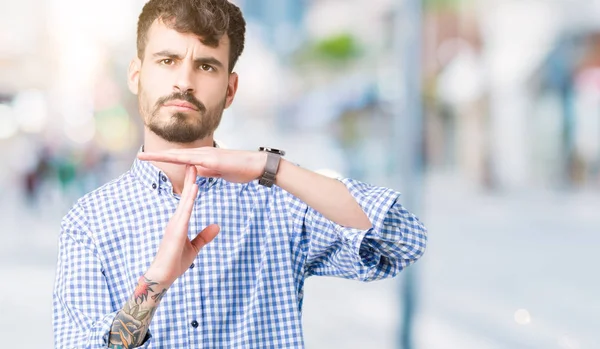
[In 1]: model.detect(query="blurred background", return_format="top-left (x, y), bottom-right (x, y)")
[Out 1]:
top-left (0, 0), bottom-right (599, 348)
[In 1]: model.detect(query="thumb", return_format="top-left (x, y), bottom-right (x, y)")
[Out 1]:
top-left (191, 224), bottom-right (220, 252)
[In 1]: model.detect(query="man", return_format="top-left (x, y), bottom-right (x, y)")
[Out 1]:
top-left (52, 0), bottom-right (428, 348)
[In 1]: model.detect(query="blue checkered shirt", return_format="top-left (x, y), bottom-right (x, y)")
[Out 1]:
top-left (53, 157), bottom-right (427, 348)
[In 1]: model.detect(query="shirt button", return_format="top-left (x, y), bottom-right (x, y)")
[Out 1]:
top-left (152, 183), bottom-right (157, 190)
top-left (161, 175), bottom-right (167, 182)
top-left (189, 263), bottom-right (195, 269)
top-left (191, 320), bottom-right (199, 328)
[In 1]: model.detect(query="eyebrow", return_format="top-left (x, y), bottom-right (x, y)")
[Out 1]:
top-left (152, 50), bottom-right (224, 69)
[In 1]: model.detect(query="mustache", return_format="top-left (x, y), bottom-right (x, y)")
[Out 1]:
top-left (155, 92), bottom-right (206, 113)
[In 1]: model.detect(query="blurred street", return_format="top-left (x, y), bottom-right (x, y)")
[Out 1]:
top-left (417, 174), bottom-right (600, 349)
top-left (1, 170), bottom-right (598, 348)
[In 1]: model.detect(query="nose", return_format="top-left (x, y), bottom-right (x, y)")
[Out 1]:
top-left (173, 65), bottom-right (195, 94)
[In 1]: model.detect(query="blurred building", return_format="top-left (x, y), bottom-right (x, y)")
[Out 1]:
top-left (423, 0), bottom-right (600, 191)
top-left (238, 0), bottom-right (307, 56)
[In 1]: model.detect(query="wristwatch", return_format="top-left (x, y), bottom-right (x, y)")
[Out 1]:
top-left (258, 147), bottom-right (285, 187)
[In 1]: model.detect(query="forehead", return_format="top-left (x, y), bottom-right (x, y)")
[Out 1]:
top-left (145, 19), bottom-right (230, 58)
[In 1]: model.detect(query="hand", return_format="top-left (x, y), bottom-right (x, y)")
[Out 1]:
top-left (137, 147), bottom-right (267, 183)
top-left (145, 165), bottom-right (220, 286)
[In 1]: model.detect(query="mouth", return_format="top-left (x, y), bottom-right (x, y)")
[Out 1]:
top-left (162, 100), bottom-right (199, 111)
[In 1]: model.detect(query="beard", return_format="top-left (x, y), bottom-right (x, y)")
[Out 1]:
top-left (140, 89), bottom-right (226, 144)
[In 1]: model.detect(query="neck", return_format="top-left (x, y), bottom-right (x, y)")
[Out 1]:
top-left (143, 127), bottom-right (214, 194)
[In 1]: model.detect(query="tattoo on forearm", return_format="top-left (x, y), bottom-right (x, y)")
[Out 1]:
top-left (133, 276), bottom-right (158, 303)
top-left (151, 288), bottom-right (167, 302)
top-left (108, 276), bottom-right (167, 349)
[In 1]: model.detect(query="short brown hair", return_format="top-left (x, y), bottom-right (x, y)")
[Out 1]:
top-left (137, 0), bottom-right (246, 72)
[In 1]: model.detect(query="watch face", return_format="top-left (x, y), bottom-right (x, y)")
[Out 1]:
top-left (259, 147), bottom-right (285, 156)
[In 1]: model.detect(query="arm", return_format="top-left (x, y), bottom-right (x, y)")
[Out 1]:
top-left (53, 230), bottom-right (123, 349)
top-left (106, 276), bottom-right (166, 348)
top-left (282, 176), bottom-right (427, 281)
top-left (271, 160), bottom-right (427, 277)
top-left (275, 159), bottom-right (371, 229)
top-left (108, 165), bottom-right (219, 348)
top-left (137, 149), bottom-right (370, 229)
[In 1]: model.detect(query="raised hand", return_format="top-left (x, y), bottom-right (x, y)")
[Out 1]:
top-left (138, 147), bottom-right (267, 184)
top-left (145, 165), bottom-right (220, 286)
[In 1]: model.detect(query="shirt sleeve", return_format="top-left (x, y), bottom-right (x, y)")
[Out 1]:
top-left (286, 178), bottom-right (427, 282)
top-left (53, 212), bottom-right (153, 349)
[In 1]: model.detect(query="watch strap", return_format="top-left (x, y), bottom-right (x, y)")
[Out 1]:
top-left (259, 152), bottom-right (281, 187)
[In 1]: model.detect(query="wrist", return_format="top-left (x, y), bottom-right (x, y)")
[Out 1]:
top-left (256, 151), bottom-right (268, 180)
top-left (144, 266), bottom-right (175, 289)
top-left (273, 158), bottom-right (289, 186)
top-left (129, 274), bottom-right (171, 307)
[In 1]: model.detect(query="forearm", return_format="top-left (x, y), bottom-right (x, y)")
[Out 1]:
top-left (275, 159), bottom-right (372, 230)
top-left (108, 275), bottom-right (168, 349)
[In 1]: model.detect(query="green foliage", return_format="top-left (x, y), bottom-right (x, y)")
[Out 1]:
top-left (313, 33), bottom-right (362, 61)
top-left (294, 33), bottom-right (363, 67)
top-left (424, 0), bottom-right (465, 11)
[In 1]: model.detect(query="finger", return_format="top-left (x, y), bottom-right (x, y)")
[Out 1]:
top-left (191, 224), bottom-right (220, 252)
top-left (179, 166), bottom-right (198, 218)
top-left (161, 147), bottom-right (214, 155)
top-left (172, 165), bottom-right (191, 206)
top-left (138, 151), bottom-right (203, 166)
top-left (172, 166), bottom-right (196, 224)
top-left (184, 164), bottom-right (196, 190)
top-left (194, 165), bottom-right (221, 178)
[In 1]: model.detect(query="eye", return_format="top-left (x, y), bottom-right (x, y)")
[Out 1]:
top-left (200, 64), bottom-right (214, 72)
top-left (160, 59), bottom-right (174, 65)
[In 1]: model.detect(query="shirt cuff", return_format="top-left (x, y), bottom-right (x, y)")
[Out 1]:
top-left (337, 226), bottom-right (381, 268)
top-left (336, 178), bottom-right (406, 275)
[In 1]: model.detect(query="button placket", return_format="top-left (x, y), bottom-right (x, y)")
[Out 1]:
top-left (185, 195), bottom-right (203, 345)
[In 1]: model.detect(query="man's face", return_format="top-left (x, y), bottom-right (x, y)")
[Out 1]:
top-left (128, 19), bottom-right (238, 143)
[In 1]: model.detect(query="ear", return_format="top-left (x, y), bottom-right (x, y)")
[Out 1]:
top-left (127, 57), bottom-right (142, 95)
top-left (224, 72), bottom-right (239, 109)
